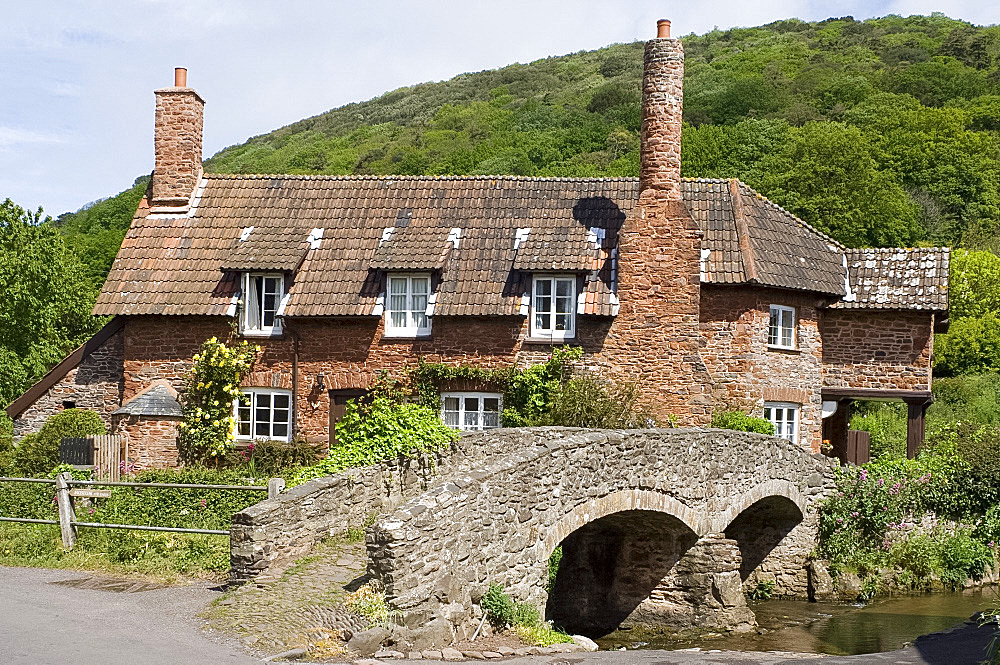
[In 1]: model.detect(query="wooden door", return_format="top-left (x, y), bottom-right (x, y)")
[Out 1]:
top-left (329, 389), bottom-right (369, 447)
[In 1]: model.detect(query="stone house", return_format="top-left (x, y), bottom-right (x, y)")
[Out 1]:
top-left (6, 20), bottom-right (948, 468)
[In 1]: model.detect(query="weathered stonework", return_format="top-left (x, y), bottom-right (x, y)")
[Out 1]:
top-left (700, 286), bottom-right (826, 452)
top-left (111, 414), bottom-right (182, 469)
top-left (152, 86), bottom-right (204, 207)
top-left (821, 309), bottom-right (934, 391)
top-left (364, 427), bottom-right (835, 637)
top-left (12, 327), bottom-right (124, 439)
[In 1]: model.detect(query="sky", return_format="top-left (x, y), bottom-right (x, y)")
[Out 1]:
top-left (1, 1), bottom-right (996, 218)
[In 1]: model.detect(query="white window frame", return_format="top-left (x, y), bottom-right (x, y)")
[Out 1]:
top-left (384, 273), bottom-right (432, 338)
top-left (767, 304), bottom-right (796, 350)
top-left (234, 388), bottom-right (292, 443)
top-left (242, 272), bottom-right (284, 337)
top-left (530, 275), bottom-right (576, 341)
top-left (440, 392), bottom-right (503, 431)
top-left (763, 402), bottom-right (799, 444)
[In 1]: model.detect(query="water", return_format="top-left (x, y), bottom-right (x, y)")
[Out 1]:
top-left (595, 588), bottom-right (999, 656)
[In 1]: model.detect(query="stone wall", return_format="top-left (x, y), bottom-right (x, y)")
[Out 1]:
top-left (699, 286), bottom-right (825, 452)
top-left (12, 328), bottom-right (125, 438)
top-left (111, 414), bottom-right (181, 469)
top-left (229, 428), bottom-right (553, 582)
top-left (367, 428), bottom-right (835, 634)
top-left (821, 309), bottom-right (934, 391)
top-left (152, 86), bottom-right (204, 206)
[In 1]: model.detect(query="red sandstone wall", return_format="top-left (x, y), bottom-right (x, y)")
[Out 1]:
top-left (699, 286), bottom-right (825, 453)
top-left (13, 329), bottom-right (125, 438)
top-left (820, 309), bottom-right (934, 391)
top-left (121, 314), bottom-right (613, 445)
top-left (113, 414), bottom-right (181, 469)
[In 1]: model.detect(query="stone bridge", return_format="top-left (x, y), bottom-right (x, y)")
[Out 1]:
top-left (367, 428), bottom-right (835, 637)
top-left (231, 427), bottom-right (835, 640)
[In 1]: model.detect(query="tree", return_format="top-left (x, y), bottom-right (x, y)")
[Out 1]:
top-left (0, 199), bottom-right (101, 406)
top-left (754, 122), bottom-right (919, 247)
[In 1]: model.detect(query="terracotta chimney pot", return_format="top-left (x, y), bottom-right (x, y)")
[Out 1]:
top-left (657, 19), bottom-right (671, 39)
top-left (174, 67), bottom-right (187, 87)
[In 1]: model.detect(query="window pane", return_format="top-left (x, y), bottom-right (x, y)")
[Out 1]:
top-left (390, 309), bottom-right (407, 328)
top-left (556, 279), bottom-right (572, 297)
top-left (483, 398), bottom-right (500, 428)
top-left (412, 312), bottom-right (428, 330)
top-left (464, 410), bottom-right (479, 429)
top-left (389, 277), bottom-right (407, 295)
top-left (411, 277), bottom-right (429, 296)
top-left (556, 313), bottom-right (571, 331)
top-left (535, 279), bottom-right (552, 297)
top-left (273, 394), bottom-right (289, 410)
top-left (272, 423), bottom-right (288, 438)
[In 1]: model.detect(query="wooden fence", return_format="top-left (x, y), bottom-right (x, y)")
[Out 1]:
top-left (59, 436), bottom-right (124, 481)
top-left (0, 473), bottom-right (285, 548)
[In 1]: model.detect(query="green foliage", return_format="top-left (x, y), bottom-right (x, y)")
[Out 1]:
top-left (177, 337), bottom-right (259, 463)
top-left (974, 505), bottom-right (1000, 547)
top-left (291, 395), bottom-right (459, 485)
top-left (502, 346), bottom-right (583, 426)
top-left (746, 579), bottom-right (775, 601)
top-left (515, 622), bottom-right (574, 647)
top-left (481, 583), bottom-right (519, 629)
top-left (540, 375), bottom-right (651, 428)
top-left (547, 546), bottom-right (562, 593)
top-left (935, 314), bottom-right (1000, 376)
top-left (411, 359), bottom-right (513, 411)
top-left (711, 411), bottom-right (775, 436)
top-left (930, 374), bottom-right (1000, 428)
top-left (223, 437), bottom-right (323, 476)
top-left (0, 199), bottom-right (102, 407)
top-left (11, 409), bottom-right (105, 477)
top-left (850, 402), bottom-right (907, 460)
top-left (345, 581), bottom-right (399, 629)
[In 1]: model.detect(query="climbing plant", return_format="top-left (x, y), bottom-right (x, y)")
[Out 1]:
top-left (411, 346), bottom-right (584, 426)
top-left (177, 337), bottom-right (259, 463)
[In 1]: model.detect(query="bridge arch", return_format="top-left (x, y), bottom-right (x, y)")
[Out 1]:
top-left (367, 427), bottom-right (835, 639)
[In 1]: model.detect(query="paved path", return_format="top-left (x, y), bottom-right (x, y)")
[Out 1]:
top-left (2, 562), bottom-right (994, 665)
top-left (0, 566), bottom-right (258, 665)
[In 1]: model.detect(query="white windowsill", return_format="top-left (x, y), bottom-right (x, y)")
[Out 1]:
top-left (242, 328), bottom-right (284, 339)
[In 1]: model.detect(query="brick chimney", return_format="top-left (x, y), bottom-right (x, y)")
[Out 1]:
top-left (598, 20), bottom-right (710, 425)
top-left (639, 19), bottom-right (683, 200)
top-left (152, 68), bottom-right (204, 208)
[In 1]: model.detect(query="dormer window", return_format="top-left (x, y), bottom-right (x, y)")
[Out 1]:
top-left (530, 275), bottom-right (576, 340)
top-left (385, 273), bottom-right (431, 337)
top-left (243, 273), bottom-right (283, 336)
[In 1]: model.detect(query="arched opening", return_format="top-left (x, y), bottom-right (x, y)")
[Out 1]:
top-left (545, 509), bottom-right (699, 636)
top-left (723, 495), bottom-right (803, 582)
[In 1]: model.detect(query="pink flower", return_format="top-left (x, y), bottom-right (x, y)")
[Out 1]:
top-left (877, 478), bottom-right (884, 487)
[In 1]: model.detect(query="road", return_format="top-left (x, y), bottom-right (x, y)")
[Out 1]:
top-left (1, 565), bottom-right (994, 665)
top-left (0, 566), bottom-right (258, 665)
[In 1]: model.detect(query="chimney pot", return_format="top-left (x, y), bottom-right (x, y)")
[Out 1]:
top-left (174, 67), bottom-right (187, 87)
top-left (657, 19), bottom-right (671, 39)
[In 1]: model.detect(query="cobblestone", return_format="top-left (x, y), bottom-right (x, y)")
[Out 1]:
top-left (203, 536), bottom-right (369, 656)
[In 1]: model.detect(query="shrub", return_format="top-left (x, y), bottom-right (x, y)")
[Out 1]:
top-left (345, 581), bottom-right (399, 629)
top-left (481, 583), bottom-right (519, 629)
top-left (974, 505), bottom-right (1000, 547)
top-left (850, 402), bottom-right (907, 460)
top-left (746, 579), bottom-right (775, 601)
top-left (11, 409), bottom-right (105, 477)
top-left (937, 529), bottom-right (993, 588)
top-left (541, 376), bottom-right (651, 428)
top-left (222, 437), bottom-right (324, 476)
top-left (711, 411), bottom-right (775, 436)
top-left (290, 395), bottom-right (459, 485)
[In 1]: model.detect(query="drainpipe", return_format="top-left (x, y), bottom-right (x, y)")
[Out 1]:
top-left (290, 325), bottom-right (299, 441)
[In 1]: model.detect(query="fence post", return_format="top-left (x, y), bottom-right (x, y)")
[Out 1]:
top-left (55, 472), bottom-right (77, 549)
top-left (268, 478), bottom-right (285, 500)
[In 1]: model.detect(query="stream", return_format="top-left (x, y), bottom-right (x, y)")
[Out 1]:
top-left (595, 587), bottom-right (998, 656)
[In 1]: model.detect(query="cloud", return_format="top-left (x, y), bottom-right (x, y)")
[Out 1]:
top-left (0, 126), bottom-right (65, 148)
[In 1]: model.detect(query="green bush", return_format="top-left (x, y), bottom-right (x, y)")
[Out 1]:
top-left (974, 505), bottom-right (1000, 547)
top-left (850, 402), bottom-right (907, 460)
top-left (11, 409), bottom-right (105, 477)
top-left (290, 395), bottom-right (459, 485)
top-left (937, 529), bottom-right (993, 587)
top-left (930, 374), bottom-right (1000, 428)
top-left (541, 376), bottom-right (651, 428)
top-left (481, 583), bottom-right (519, 629)
top-left (219, 437), bottom-right (324, 476)
top-left (711, 411), bottom-right (775, 436)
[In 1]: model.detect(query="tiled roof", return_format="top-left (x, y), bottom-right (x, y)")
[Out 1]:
top-left (833, 247), bottom-right (949, 311)
top-left (113, 383), bottom-right (183, 417)
top-left (683, 179), bottom-right (846, 296)
top-left (94, 174), bottom-right (939, 319)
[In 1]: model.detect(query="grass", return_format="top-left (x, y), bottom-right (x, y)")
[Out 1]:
top-left (515, 622), bottom-right (574, 646)
top-left (0, 522), bottom-right (229, 582)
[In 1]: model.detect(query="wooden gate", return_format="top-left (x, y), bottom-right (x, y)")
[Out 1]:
top-left (60, 435), bottom-right (124, 481)
top-left (845, 429), bottom-right (871, 465)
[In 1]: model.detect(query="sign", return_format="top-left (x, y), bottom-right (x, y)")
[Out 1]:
top-left (69, 488), bottom-right (112, 500)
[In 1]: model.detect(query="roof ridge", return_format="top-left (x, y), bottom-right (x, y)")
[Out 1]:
top-left (734, 180), bottom-right (846, 251)
top-left (201, 173), bottom-right (642, 183)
